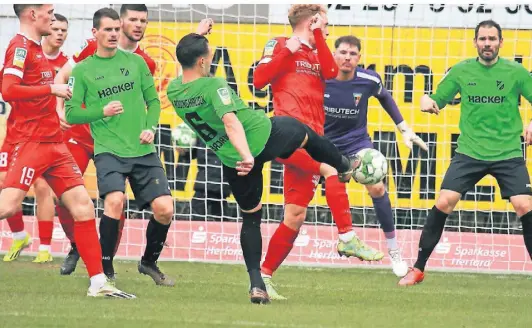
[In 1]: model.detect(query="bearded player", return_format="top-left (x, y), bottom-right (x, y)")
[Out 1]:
top-left (253, 4), bottom-right (382, 300)
top-left (55, 4), bottom-right (214, 276)
top-left (0, 13), bottom-right (70, 263)
top-left (399, 20), bottom-right (532, 286)
top-left (324, 35), bottom-right (430, 276)
top-left (1, 4), bottom-right (134, 298)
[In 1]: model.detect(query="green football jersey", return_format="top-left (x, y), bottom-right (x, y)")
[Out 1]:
top-left (431, 57), bottom-right (532, 161)
top-left (65, 49), bottom-right (161, 157)
top-left (166, 76), bottom-right (272, 168)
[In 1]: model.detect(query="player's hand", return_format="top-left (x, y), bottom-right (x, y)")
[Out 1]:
top-left (236, 156), bottom-right (254, 176)
top-left (420, 94), bottom-right (440, 115)
top-left (286, 36), bottom-right (301, 54)
top-left (310, 13), bottom-right (325, 31)
top-left (56, 107), bottom-right (72, 131)
top-left (397, 121), bottom-right (429, 152)
top-left (51, 84), bottom-right (72, 100)
top-left (525, 120), bottom-right (532, 145)
top-left (139, 129), bottom-right (155, 144)
top-left (196, 18), bottom-right (214, 35)
top-left (103, 101), bottom-right (124, 117)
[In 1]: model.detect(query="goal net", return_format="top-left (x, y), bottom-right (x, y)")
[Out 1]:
top-left (1, 4), bottom-right (531, 273)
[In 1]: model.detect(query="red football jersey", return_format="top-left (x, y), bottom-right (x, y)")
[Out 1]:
top-left (2, 33), bottom-right (61, 144)
top-left (45, 50), bottom-right (68, 74)
top-left (254, 33), bottom-right (338, 135)
top-left (66, 38), bottom-right (157, 146)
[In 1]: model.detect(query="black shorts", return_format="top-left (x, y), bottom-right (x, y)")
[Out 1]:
top-left (440, 153), bottom-right (532, 199)
top-left (94, 152), bottom-right (171, 210)
top-left (223, 116), bottom-right (311, 211)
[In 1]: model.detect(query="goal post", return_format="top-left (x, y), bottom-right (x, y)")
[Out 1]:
top-left (1, 4), bottom-right (531, 273)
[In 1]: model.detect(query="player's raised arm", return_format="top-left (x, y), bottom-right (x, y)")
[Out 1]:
top-left (253, 37), bottom-right (295, 90)
top-left (422, 66), bottom-right (460, 114)
top-left (373, 76), bottom-right (428, 151)
top-left (518, 66), bottom-right (532, 145)
top-left (310, 13), bottom-right (338, 80)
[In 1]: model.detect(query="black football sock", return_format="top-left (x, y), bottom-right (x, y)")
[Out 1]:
top-left (240, 209), bottom-right (264, 290)
top-left (302, 127), bottom-right (350, 173)
top-left (141, 218), bottom-right (171, 264)
top-left (99, 214), bottom-right (120, 276)
top-left (520, 211), bottom-right (532, 261)
top-left (414, 206), bottom-right (449, 272)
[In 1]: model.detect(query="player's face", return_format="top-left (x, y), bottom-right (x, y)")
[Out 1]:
top-left (93, 18), bottom-right (121, 50)
top-left (33, 4), bottom-right (55, 37)
top-left (334, 43), bottom-right (360, 74)
top-left (121, 10), bottom-right (148, 42)
top-left (474, 26), bottom-right (503, 62)
top-left (45, 20), bottom-right (68, 48)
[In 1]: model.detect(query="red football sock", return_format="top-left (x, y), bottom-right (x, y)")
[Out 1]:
top-left (74, 219), bottom-right (103, 278)
top-left (38, 220), bottom-right (53, 245)
top-left (57, 204), bottom-right (75, 243)
top-left (113, 212), bottom-right (126, 256)
top-left (325, 176), bottom-right (353, 233)
top-left (6, 211), bottom-right (24, 233)
top-left (261, 222), bottom-right (298, 276)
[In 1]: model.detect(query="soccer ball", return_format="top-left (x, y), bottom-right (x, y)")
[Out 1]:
top-left (352, 148), bottom-right (388, 185)
top-left (172, 122), bottom-right (197, 148)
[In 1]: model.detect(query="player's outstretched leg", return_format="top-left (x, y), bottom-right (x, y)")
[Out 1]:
top-left (33, 178), bottom-right (55, 263)
top-left (138, 195), bottom-right (175, 286)
top-left (366, 183), bottom-right (407, 277)
top-left (57, 203), bottom-right (80, 275)
top-left (398, 204), bottom-right (451, 286)
top-left (61, 186), bottom-right (135, 298)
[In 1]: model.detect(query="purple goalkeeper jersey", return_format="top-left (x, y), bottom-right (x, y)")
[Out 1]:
top-left (324, 68), bottom-right (404, 156)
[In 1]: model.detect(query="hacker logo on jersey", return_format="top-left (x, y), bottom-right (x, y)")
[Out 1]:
top-left (13, 48), bottom-right (27, 68)
top-left (217, 88), bottom-right (232, 105)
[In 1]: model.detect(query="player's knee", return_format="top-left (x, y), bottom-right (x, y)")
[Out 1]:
top-left (61, 187), bottom-right (95, 221)
top-left (104, 192), bottom-right (125, 218)
top-left (366, 182), bottom-right (386, 198)
top-left (284, 205), bottom-right (306, 230)
top-left (319, 163), bottom-right (337, 178)
top-left (510, 195), bottom-right (532, 217)
top-left (0, 204), bottom-right (19, 219)
top-left (435, 190), bottom-right (461, 214)
top-left (151, 195), bottom-right (174, 225)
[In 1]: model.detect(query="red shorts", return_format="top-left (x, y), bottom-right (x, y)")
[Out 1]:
top-left (64, 137), bottom-right (94, 175)
top-left (0, 142), bottom-right (14, 173)
top-left (3, 142), bottom-right (84, 197)
top-left (277, 149), bottom-right (322, 207)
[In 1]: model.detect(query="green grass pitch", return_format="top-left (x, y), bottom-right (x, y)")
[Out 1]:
top-left (0, 257), bottom-right (531, 328)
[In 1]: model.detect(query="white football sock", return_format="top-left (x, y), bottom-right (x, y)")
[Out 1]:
top-left (39, 245), bottom-right (51, 252)
top-left (386, 237), bottom-right (398, 251)
top-left (339, 230), bottom-right (356, 243)
top-left (12, 231), bottom-right (27, 240)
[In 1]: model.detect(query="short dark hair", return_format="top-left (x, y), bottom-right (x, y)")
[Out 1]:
top-left (93, 8), bottom-right (120, 29)
top-left (120, 4), bottom-right (148, 17)
top-left (475, 19), bottom-right (502, 40)
top-left (13, 4), bottom-right (42, 18)
top-left (334, 35), bottom-right (362, 51)
top-left (176, 33), bottom-right (210, 69)
top-left (54, 13), bottom-right (68, 24)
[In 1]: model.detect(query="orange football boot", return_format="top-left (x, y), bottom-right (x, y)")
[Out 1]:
top-left (398, 267), bottom-right (425, 286)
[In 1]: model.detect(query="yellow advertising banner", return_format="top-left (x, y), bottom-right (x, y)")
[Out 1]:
top-left (2, 22), bottom-right (532, 212)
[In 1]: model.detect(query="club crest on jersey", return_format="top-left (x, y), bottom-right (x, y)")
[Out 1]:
top-left (74, 40), bottom-right (88, 57)
top-left (13, 48), bottom-right (27, 68)
top-left (496, 80), bottom-right (504, 90)
top-left (353, 93), bottom-right (362, 107)
top-left (217, 87), bottom-right (232, 105)
top-left (263, 39), bottom-right (277, 57)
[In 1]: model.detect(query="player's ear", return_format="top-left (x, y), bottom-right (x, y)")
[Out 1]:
top-left (91, 27), bottom-right (97, 38)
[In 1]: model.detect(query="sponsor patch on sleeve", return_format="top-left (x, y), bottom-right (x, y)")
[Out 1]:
top-left (263, 39), bottom-right (277, 57)
top-left (217, 87), bottom-right (232, 106)
top-left (68, 76), bottom-right (75, 92)
top-left (13, 47), bottom-right (27, 68)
